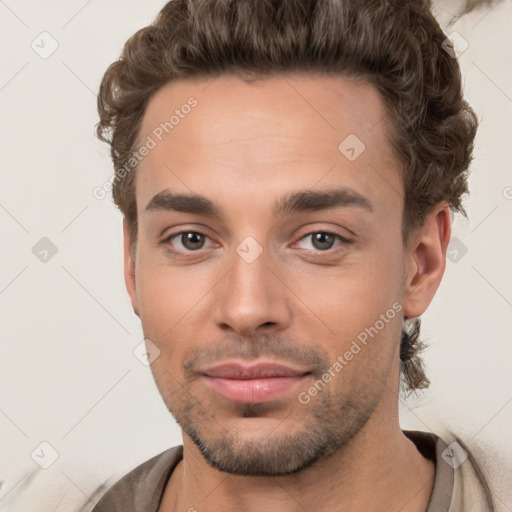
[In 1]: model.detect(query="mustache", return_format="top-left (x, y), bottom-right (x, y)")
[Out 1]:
top-left (182, 332), bottom-right (330, 380)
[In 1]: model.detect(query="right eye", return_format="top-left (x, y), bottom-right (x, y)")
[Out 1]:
top-left (163, 231), bottom-right (215, 252)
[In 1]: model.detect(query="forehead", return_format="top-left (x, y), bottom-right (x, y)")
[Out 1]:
top-left (135, 73), bottom-right (402, 218)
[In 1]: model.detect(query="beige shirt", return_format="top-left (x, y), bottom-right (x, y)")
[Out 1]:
top-left (90, 430), bottom-right (495, 511)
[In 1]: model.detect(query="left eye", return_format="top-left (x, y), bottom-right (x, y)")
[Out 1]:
top-left (165, 231), bottom-right (213, 251)
top-left (297, 232), bottom-right (347, 251)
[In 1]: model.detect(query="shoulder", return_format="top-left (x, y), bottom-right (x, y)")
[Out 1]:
top-left (440, 432), bottom-right (496, 512)
top-left (404, 429), bottom-right (495, 512)
top-left (88, 445), bottom-right (183, 512)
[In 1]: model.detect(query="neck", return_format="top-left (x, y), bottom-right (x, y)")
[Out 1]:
top-left (160, 404), bottom-right (435, 512)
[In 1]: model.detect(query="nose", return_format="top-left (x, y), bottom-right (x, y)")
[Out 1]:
top-left (212, 245), bottom-right (291, 337)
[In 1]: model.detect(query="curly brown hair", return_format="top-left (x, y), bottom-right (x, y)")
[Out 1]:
top-left (96, 0), bottom-right (478, 392)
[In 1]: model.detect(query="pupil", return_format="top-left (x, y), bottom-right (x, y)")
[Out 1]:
top-left (313, 233), bottom-right (334, 250)
top-left (183, 232), bottom-right (204, 250)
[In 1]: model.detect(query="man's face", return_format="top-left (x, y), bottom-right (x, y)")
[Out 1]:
top-left (127, 73), bottom-right (410, 475)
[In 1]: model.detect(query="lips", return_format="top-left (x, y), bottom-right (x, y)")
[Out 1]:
top-left (200, 361), bottom-right (310, 403)
top-left (202, 362), bottom-right (308, 379)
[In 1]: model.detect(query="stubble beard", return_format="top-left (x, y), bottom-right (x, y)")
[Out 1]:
top-left (149, 332), bottom-right (390, 477)
top-left (161, 376), bottom-right (383, 476)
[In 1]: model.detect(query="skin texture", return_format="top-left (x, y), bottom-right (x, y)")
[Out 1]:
top-left (123, 73), bottom-right (451, 512)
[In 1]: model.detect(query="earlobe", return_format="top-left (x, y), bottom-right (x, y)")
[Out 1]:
top-left (123, 218), bottom-right (140, 317)
top-left (403, 204), bottom-right (452, 318)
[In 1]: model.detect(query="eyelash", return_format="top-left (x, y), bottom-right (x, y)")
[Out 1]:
top-left (162, 230), bottom-right (351, 256)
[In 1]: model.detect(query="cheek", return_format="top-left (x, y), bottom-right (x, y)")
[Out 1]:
top-left (134, 254), bottom-right (217, 367)
top-left (135, 237), bottom-right (187, 294)
top-left (288, 245), bottom-right (405, 368)
top-left (134, 256), bottom-right (197, 339)
top-left (295, 254), bottom-right (403, 333)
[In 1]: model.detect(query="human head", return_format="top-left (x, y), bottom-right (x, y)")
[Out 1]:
top-left (96, 0), bottom-right (477, 391)
top-left (96, 0), bottom-right (477, 473)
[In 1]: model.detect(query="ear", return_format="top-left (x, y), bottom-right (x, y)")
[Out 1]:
top-left (123, 218), bottom-right (140, 317)
top-left (403, 203), bottom-right (452, 318)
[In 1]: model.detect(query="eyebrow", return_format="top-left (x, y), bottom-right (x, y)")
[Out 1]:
top-left (145, 190), bottom-right (222, 216)
top-left (144, 187), bottom-right (373, 218)
top-left (273, 187), bottom-right (373, 216)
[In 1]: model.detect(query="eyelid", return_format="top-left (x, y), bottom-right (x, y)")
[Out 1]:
top-left (293, 230), bottom-right (351, 252)
top-left (162, 228), bottom-right (352, 255)
top-left (163, 230), bottom-right (217, 251)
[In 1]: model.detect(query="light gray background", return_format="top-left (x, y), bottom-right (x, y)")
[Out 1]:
top-left (0, 1), bottom-right (511, 510)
